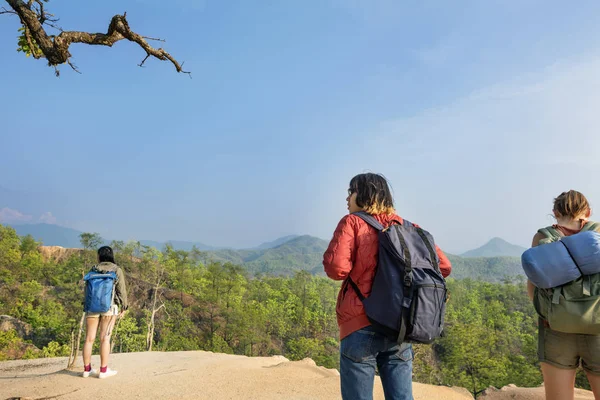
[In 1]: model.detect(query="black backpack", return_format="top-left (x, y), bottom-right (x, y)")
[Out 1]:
top-left (348, 211), bottom-right (447, 344)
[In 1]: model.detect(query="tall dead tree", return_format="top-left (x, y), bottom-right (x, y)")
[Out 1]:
top-left (146, 282), bottom-right (166, 351)
top-left (66, 311), bottom-right (85, 369)
top-left (146, 254), bottom-right (166, 351)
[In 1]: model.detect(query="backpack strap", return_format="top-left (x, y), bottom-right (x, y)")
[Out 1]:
top-left (347, 277), bottom-right (365, 301)
top-left (353, 211), bottom-right (385, 231)
top-left (347, 212), bottom-right (382, 302)
top-left (582, 221), bottom-right (600, 232)
top-left (354, 211), bottom-right (406, 231)
top-left (538, 226), bottom-right (563, 241)
top-left (348, 212), bottom-right (391, 300)
top-left (415, 228), bottom-right (441, 275)
top-left (577, 222), bottom-right (598, 297)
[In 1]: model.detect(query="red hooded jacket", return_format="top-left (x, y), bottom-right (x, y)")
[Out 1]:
top-left (323, 213), bottom-right (452, 339)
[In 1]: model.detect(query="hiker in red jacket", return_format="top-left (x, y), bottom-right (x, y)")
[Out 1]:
top-left (323, 173), bottom-right (451, 400)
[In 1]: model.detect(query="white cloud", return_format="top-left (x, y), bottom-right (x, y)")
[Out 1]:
top-left (0, 208), bottom-right (33, 224)
top-left (39, 212), bottom-right (57, 224)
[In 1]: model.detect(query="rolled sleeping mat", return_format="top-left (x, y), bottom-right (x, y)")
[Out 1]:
top-left (561, 231), bottom-right (600, 276)
top-left (521, 241), bottom-right (581, 289)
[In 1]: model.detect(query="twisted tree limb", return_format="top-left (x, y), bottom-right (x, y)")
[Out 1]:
top-left (5, 0), bottom-right (189, 75)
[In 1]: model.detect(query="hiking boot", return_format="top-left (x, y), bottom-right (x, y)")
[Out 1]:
top-left (98, 368), bottom-right (118, 379)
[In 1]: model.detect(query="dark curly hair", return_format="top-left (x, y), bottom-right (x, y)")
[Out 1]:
top-left (348, 173), bottom-right (395, 215)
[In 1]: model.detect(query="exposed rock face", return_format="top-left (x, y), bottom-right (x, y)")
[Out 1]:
top-left (1, 341), bottom-right (40, 361)
top-left (479, 384), bottom-right (594, 399)
top-left (38, 246), bottom-right (82, 263)
top-left (0, 315), bottom-right (33, 340)
top-left (0, 315), bottom-right (40, 360)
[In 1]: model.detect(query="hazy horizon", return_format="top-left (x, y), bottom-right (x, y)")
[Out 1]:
top-left (4, 217), bottom-right (529, 255)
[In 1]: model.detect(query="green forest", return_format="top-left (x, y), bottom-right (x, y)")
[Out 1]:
top-left (0, 224), bottom-right (588, 395)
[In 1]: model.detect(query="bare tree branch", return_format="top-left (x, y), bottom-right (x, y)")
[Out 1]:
top-left (142, 36), bottom-right (166, 42)
top-left (67, 59), bottom-right (81, 74)
top-left (5, 0), bottom-right (190, 75)
top-left (138, 53), bottom-right (151, 67)
top-left (0, 6), bottom-right (17, 14)
top-left (33, 0), bottom-right (45, 24)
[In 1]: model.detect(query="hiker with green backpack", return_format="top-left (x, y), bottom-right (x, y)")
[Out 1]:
top-left (525, 190), bottom-right (600, 400)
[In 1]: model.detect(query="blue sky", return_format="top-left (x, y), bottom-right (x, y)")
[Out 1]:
top-left (2, 0), bottom-right (600, 253)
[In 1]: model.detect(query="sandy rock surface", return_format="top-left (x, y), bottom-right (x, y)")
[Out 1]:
top-left (0, 351), bottom-right (472, 400)
top-left (1, 351), bottom-right (595, 400)
top-left (479, 383), bottom-right (595, 400)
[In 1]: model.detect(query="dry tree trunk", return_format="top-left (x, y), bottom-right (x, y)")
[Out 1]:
top-left (67, 311), bottom-right (85, 370)
top-left (110, 315), bottom-right (123, 353)
top-left (146, 303), bottom-right (165, 352)
top-left (66, 328), bottom-right (75, 368)
top-left (146, 272), bottom-right (165, 351)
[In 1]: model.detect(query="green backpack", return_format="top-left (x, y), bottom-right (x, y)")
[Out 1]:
top-left (533, 221), bottom-right (600, 334)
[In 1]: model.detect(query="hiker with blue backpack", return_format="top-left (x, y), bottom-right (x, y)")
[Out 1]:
top-left (522, 190), bottom-right (600, 400)
top-left (323, 173), bottom-right (451, 400)
top-left (82, 246), bottom-right (128, 379)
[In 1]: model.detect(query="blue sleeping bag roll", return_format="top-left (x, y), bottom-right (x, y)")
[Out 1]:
top-left (521, 242), bottom-right (580, 289)
top-left (562, 231), bottom-right (600, 275)
top-left (521, 231), bottom-right (600, 288)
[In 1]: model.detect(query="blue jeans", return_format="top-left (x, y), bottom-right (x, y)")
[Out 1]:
top-left (340, 326), bottom-right (413, 400)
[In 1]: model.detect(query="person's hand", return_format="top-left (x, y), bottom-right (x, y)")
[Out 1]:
top-left (119, 309), bottom-right (127, 318)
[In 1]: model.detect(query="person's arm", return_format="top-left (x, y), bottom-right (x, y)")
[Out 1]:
top-left (527, 232), bottom-right (545, 300)
top-left (116, 267), bottom-right (129, 311)
top-left (435, 246), bottom-right (452, 278)
top-left (323, 215), bottom-right (357, 280)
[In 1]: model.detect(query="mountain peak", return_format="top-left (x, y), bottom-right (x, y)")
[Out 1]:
top-left (254, 235), bottom-right (300, 250)
top-left (488, 237), bottom-right (511, 244)
top-left (461, 237), bottom-right (527, 258)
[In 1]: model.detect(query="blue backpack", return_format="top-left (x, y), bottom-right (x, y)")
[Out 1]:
top-left (83, 268), bottom-right (117, 313)
top-left (348, 212), bottom-right (447, 344)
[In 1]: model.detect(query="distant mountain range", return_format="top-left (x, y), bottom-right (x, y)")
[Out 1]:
top-left (8, 223), bottom-right (297, 252)
top-left (203, 235), bottom-right (329, 275)
top-left (7, 223), bottom-right (526, 281)
top-left (10, 223), bottom-right (85, 248)
top-left (447, 254), bottom-right (523, 282)
top-left (461, 237), bottom-right (527, 258)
